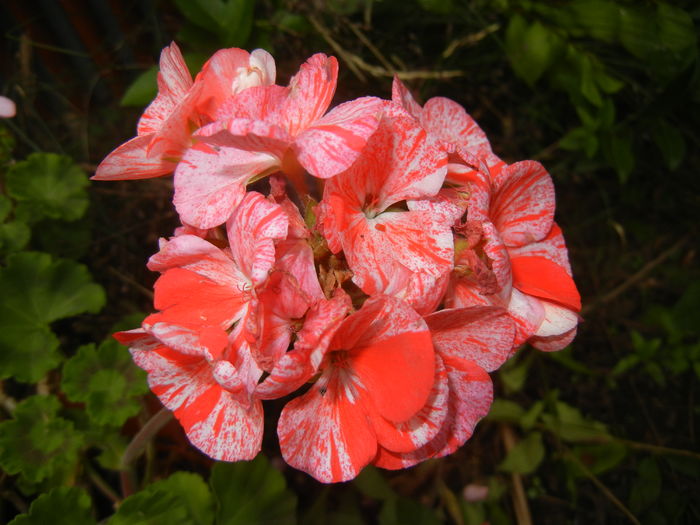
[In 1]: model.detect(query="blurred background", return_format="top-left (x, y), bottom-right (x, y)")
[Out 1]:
top-left (0, 1), bottom-right (698, 523)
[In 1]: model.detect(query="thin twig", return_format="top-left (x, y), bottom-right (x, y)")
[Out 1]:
top-left (308, 15), bottom-right (367, 82)
top-left (347, 22), bottom-right (395, 73)
top-left (86, 463), bottom-right (121, 507)
top-left (349, 54), bottom-right (465, 80)
top-left (565, 450), bottom-right (640, 525)
top-left (501, 425), bottom-right (533, 525)
top-left (442, 23), bottom-right (500, 59)
top-left (582, 235), bottom-right (692, 316)
top-left (107, 266), bottom-right (154, 301)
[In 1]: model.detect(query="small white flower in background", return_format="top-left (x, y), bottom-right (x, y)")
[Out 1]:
top-left (0, 96), bottom-right (16, 118)
top-left (463, 483), bottom-right (489, 502)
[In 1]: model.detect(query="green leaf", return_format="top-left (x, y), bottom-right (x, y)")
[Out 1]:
top-left (541, 401), bottom-right (609, 442)
top-left (506, 16), bottom-right (560, 86)
top-left (520, 401), bottom-right (544, 430)
top-left (109, 489), bottom-right (191, 525)
top-left (498, 431), bottom-right (545, 474)
top-left (379, 498), bottom-right (442, 525)
top-left (0, 194), bottom-right (11, 222)
top-left (9, 486), bottom-right (95, 525)
top-left (354, 465), bottom-right (396, 501)
top-left (0, 251), bottom-right (106, 382)
top-left (210, 455), bottom-right (297, 525)
top-left (145, 472), bottom-right (214, 525)
top-left (6, 153), bottom-right (89, 224)
top-left (652, 119), bottom-right (686, 171)
top-left (657, 4), bottom-right (696, 53)
top-left (61, 339), bottom-right (148, 427)
top-left (174, 0), bottom-right (255, 47)
top-left (629, 457), bottom-right (661, 514)
top-left (602, 129), bottom-right (635, 183)
top-left (618, 7), bottom-right (657, 59)
top-left (570, 442), bottom-right (627, 476)
top-left (0, 395), bottom-right (84, 485)
top-left (120, 66), bottom-right (158, 107)
top-left (559, 126), bottom-right (598, 157)
top-left (498, 351), bottom-right (532, 394)
top-left (569, 0), bottom-right (620, 43)
top-left (418, 0), bottom-right (454, 15)
top-left (487, 399), bottom-right (525, 423)
top-left (0, 220), bottom-right (31, 254)
top-left (121, 53), bottom-right (208, 108)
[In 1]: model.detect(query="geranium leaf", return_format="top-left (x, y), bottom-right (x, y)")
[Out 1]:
top-left (0, 252), bottom-right (105, 382)
top-left (109, 471), bottom-right (214, 525)
top-left (498, 431), bottom-right (545, 474)
top-left (210, 455), bottom-right (297, 525)
top-left (108, 489), bottom-right (190, 525)
top-left (62, 340), bottom-right (148, 427)
top-left (0, 220), bottom-right (31, 255)
top-left (6, 153), bottom-right (89, 224)
top-left (148, 472), bottom-right (214, 525)
top-left (8, 486), bottom-right (95, 525)
top-left (0, 395), bottom-right (84, 486)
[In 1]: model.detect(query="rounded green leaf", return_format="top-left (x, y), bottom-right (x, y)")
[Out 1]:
top-left (6, 153), bottom-right (89, 224)
top-left (506, 16), bottom-right (561, 86)
top-left (210, 455), bottom-right (297, 525)
top-left (9, 486), bottom-right (95, 525)
top-left (0, 395), bottom-right (84, 485)
top-left (498, 431), bottom-right (545, 474)
top-left (62, 340), bottom-right (148, 427)
top-left (0, 252), bottom-right (105, 382)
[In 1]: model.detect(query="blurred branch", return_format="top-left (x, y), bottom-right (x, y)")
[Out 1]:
top-left (309, 15), bottom-right (464, 82)
top-left (565, 450), bottom-right (640, 525)
top-left (582, 234), bottom-right (693, 316)
top-left (501, 425), bottom-right (533, 525)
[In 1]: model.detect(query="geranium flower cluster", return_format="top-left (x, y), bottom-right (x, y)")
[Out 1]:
top-left (96, 43), bottom-right (581, 483)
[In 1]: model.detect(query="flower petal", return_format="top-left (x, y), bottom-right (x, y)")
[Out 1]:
top-left (281, 53), bottom-right (338, 136)
top-left (425, 306), bottom-right (515, 372)
top-left (226, 192), bottom-right (289, 286)
top-left (138, 42), bottom-right (193, 136)
top-left (92, 135), bottom-right (176, 180)
top-left (294, 96), bottom-right (383, 178)
top-left (129, 334), bottom-right (263, 461)
top-left (277, 376), bottom-right (376, 483)
top-left (490, 161), bottom-right (555, 247)
top-left (174, 134), bottom-right (279, 229)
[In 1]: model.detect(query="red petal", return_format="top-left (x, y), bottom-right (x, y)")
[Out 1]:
top-left (371, 353), bottom-right (449, 453)
top-left (226, 192), bottom-right (289, 286)
top-left (511, 255), bottom-right (581, 312)
top-left (92, 135), bottom-right (175, 180)
top-left (278, 378), bottom-right (376, 483)
top-left (138, 42), bottom-right (193, 136)
top-left (295, 97), bottom-right (383, 178)
top-left (130, 335), bottom-right (263, 461)
top-left (490, 161), bottom-right (555, 247)
top-left (426, 306), bottom-right (515, 372)
top-left (280, 54), bottom-right (338, 136)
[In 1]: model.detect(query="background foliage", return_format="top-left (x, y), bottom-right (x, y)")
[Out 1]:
top-left (0, 0), bottom-right (698, 523)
